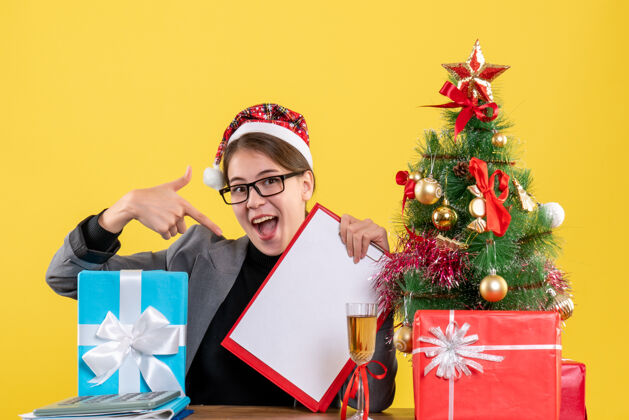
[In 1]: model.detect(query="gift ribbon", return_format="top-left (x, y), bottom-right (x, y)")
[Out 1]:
top-left (468, 157), bottom-right (511, 237)
top-left (82, 306), bottom-right (183, 392)
top-left (79, 270), bottom-right (184, 393)
top-left (395, 171), bottom-right (424, 241)
top-left (424, 81), bottom-right (499, 140)
top-left (413, 310), bottom-right (562, 420)
top-left (341, 360), bottom-right (387, 420)
top-left (418, 321), bottom-right (504, 379)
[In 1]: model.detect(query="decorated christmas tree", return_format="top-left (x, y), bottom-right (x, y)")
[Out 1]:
top-left (375, 40), bottom-right (573, 353)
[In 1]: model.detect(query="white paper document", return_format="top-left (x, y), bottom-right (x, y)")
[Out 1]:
top-left (224, 204), bottom-right (384, 409)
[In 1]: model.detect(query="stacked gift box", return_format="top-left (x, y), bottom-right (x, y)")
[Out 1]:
top-left (78, 270), bottom-right (188, 395)
top-left (410, 310), bottom-right (586, 420)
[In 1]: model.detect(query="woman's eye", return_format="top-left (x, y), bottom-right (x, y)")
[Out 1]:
top-left (264, 177), bottom-right (280, 185)
top-left (231, 186), bottom-right (246, 194)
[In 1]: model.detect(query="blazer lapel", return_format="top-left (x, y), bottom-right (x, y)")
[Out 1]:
top-left (185, 236), bottom-right (249, 373)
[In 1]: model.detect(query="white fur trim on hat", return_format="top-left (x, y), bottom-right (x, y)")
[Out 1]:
top-left (230, 121), bottom-right (313, 170)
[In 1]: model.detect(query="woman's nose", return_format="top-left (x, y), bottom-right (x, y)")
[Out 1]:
top-left (246, 186), bottom-right (266, 208)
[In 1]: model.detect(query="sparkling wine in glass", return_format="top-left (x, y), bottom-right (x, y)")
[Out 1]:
top-left (345, 303), bottom-right (377, 420)
top-left (347, 313), bottom-right (377, 364)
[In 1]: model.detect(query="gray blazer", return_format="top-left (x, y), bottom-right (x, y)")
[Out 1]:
top-left (46, 222), bottom-right (397, 411)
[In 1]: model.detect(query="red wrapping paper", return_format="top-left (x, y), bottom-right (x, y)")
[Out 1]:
top-left (560, 360), bottom-right (587, 420)
top-left (412, 310), bottom-right (562, 420)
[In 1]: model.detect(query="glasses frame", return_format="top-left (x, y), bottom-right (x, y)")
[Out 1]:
top-left (219, 171), bottom-right (305, 205)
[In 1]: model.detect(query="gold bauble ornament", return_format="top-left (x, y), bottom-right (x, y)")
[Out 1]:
top-left (432, 200), bottom-right (458, 231)
top-left (468, 197), bottom-right (486, 218)
top-left (480, 270), bottom-right (508, 302)
top-left (491, 132), bottom-right (508, 148)
top-left (414, 177), bottom-right (443, 205)
top-left (410, 172), bottom-right (422, 182)
top-left (548, 289), bottom-right (574, 321)
top-left (393, 324), bottom-right (413, 354)
top-left (554, 293), bottom-right (574, 321)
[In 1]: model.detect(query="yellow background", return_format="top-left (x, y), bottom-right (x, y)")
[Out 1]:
top-left (2, 0), bottom-right (627, 417)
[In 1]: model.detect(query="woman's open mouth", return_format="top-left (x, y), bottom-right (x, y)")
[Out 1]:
top-left (251, 215), bottom-right (278, 240)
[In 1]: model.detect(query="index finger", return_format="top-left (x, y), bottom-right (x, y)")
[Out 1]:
top-left (339, 214), bottom-right (350, 244)
top-left (182, 200), bottom-right (223, 237)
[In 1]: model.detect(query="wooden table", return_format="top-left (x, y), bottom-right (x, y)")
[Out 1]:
top-left (188, 405), bottom-right (414, 419)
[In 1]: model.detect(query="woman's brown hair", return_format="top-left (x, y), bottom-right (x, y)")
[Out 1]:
top-left (222, 132), bottom-right (316, 193)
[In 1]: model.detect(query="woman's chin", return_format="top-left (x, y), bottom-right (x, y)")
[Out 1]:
top-left (249, 233), bottom-right (285, 257)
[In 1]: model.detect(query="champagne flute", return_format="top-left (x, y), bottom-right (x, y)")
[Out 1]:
top-left (345, 303), bottom-right (377, 420)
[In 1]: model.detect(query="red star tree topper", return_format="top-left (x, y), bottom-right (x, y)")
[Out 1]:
top-left (442, 40), bottom-right (510, 102)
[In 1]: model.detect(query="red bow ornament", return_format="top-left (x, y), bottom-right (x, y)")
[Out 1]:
top-left (395, 171), bottom-right (424, 241)
top-left (467, 157), bottom-right (511, 237)
top-left (341, 360), bottom-right (387, 420)
top-left (425, 81), bottom-right (499, 140)
top-left (396, 171), bottom-right (418, 211)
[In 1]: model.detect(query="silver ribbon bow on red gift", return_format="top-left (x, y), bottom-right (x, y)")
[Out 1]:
top-left (418, 321), bottom-right (504, 379)
top-left (82, 306), bottom-right (183, 392)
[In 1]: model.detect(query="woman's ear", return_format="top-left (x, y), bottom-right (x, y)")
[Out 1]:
top-left (300, 170), bottom-right (314, 201)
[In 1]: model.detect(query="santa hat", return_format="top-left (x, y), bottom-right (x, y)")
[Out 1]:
top-left (203, 103), bottom-right (312, 189)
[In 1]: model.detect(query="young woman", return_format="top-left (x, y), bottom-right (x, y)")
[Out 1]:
top-left (46, 103), bottom-right (397, 410)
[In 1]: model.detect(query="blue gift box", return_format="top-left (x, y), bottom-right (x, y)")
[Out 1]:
top-left (77, 270), bottom-right (188, 396)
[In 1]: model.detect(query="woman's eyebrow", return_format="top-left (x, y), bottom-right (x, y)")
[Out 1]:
top-left (229, 169), bottom-right (280, 184)
top-left (256, 169), bottom-right (281, 178)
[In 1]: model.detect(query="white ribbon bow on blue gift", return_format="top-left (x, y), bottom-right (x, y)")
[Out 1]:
top-left (82, 306), bottom-right (183, 392)
top-left (418, 321), bottom-right (504, 380)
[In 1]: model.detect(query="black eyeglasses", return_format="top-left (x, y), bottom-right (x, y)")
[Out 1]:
top-left (219, 172), bottom-right (304, 205)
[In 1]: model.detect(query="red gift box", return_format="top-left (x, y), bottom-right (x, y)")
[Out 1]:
top-left (560, 360), bottom-right (587, 419)
top-left (412, 310), bottom-right (562, 420)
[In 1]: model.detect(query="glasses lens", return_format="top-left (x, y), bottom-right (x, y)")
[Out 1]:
top-left (225, 185), bottom-right (248, 204)
top-left (254, 176), bottom-right (284, 196)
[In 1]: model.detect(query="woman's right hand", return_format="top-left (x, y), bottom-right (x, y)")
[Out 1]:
top-left (98, 166), bottom-right (223, 240)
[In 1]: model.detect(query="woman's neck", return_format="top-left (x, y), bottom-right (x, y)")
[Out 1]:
top-left (246, 240), bottom-right (281, 269)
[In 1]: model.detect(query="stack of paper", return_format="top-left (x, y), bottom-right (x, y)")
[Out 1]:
top-left (19, 396), bottom-right (191, 420)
